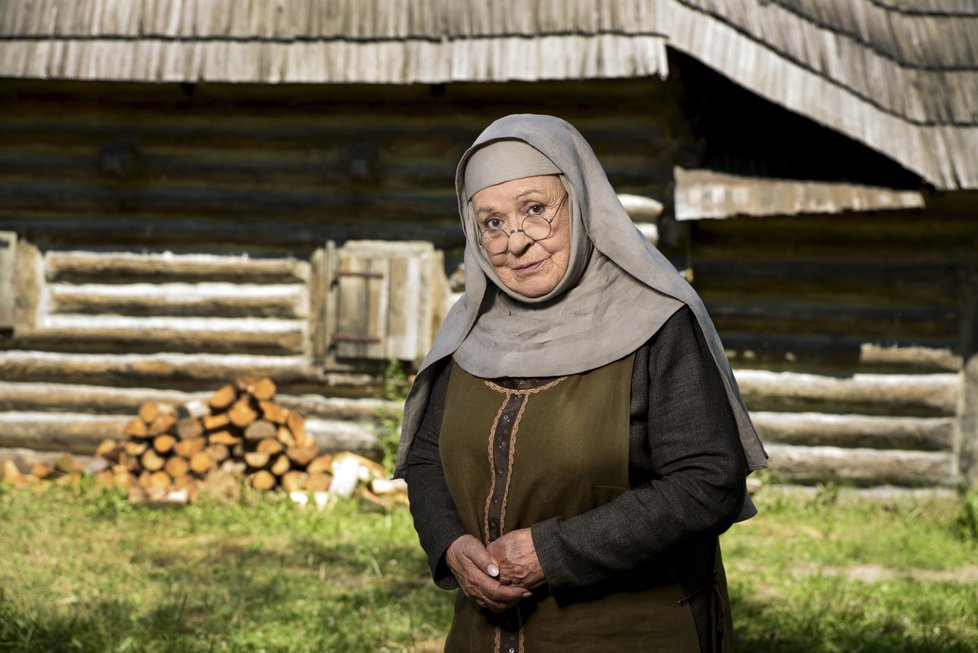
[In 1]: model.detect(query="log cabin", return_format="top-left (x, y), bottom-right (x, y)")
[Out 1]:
top-left (0, 0), bottom-right (976, 491)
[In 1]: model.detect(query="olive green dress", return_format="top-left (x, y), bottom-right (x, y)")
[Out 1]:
top-left (439, 356), bottom-right (713, 652)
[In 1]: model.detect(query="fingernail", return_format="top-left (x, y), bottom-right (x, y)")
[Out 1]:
top-left (487, 564), bottom-right (499, 577)
top-left (522, 592), bottom-right (532, 598)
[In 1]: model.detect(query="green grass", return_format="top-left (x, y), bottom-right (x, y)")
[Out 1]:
top-left (0, 479), bottom-right (976, 652)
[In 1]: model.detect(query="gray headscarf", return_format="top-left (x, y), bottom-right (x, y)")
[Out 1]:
top-left (394, 114), bottom-right (767, 477)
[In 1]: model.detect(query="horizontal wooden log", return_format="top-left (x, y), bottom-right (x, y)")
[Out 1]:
top-left (0, 351), bottom-right (384, 395)
top-left (766, 444), bottom-right (954, 487)
top-left (0, 412), bottom-right (128, 454)
top-left (0, 447), bottom-right (96, 473)
top-left (0, 380), bottom-right (398, 417)
top-left (708, 300), bottom-right (960, 339)
top-left (45, 251), bottom-right (309, 284)
top-left (694, 259), bottom-right (963, 306)
top-left (10, 316), bottom-right (303, 355)
top-left (722, 334), bottom-right (962, 374)
top-left (304, 418), bottom-right (377, 455)
top-left (49, 283), bottom-right (306, 319)
top-left (751, 412), bottom-right (954, 452)
top-left (735, 370), bottom-right (959, 417)
top-left (5, 214), bottom-right (465, 252)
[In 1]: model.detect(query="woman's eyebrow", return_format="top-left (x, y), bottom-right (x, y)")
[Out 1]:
top-left (474, 188), bottom-right (547, 215)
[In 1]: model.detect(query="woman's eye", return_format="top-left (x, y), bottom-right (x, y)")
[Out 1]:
top-left (485, 217), bottom-right (505, 230)
top-left (527, 203), bottom-right (546, 216)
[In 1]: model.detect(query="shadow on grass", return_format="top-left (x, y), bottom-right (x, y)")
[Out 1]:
top-left (731, 587), bottom-right (977, 653)
top-left (0, 537), bottom-right (450, 653)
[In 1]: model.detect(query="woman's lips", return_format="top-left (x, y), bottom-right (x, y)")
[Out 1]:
top-left (513, 260), bottom-right (544, 275)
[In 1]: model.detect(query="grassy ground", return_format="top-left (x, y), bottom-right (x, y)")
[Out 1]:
top-left (0, 479), bottom-right (975, 652)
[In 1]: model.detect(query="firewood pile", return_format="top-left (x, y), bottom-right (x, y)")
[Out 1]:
top-left (84, 376), bottom-right (403, 506)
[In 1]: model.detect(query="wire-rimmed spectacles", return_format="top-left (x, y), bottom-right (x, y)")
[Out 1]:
top-left (478, 194), bottom-right (567, 255)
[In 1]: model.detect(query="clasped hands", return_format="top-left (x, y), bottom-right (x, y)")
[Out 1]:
top-left (445, 528), bottom-right (545, 612)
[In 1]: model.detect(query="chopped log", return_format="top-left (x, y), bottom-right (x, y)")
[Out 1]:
top-left (141, 449), bottom-right (166, 472)
top-left (55, 453), bottom-right (81, 475)
top-left (371, 478), bottom-right (408, 495)
top-left (307, 472), bottom-right (331, 492)
top-left (153, 434), bottom-right (176, 454)
top-left (176, 417), bottom-right (204, 440)
top-left (231, 442), bottom-right (245, 460)
top-left (164, 455), bottom-right (190, 479)
top-left (286, 413), bottom-right (308, 446)
top-left (138, 402), bottom-right (161, 424)
top-left (244, 420), bottom-right (276, 442)
top-left (113, 469), bottom-right (134, 489)
top-left (244, 452), bottom-right (270, 469)
top-left (208, 384), bottom-right (237, 411)
top-left (276, 426), bottom-right (296, 448)
top-left (31, 463), bottom-right (53, 479)
top-left (189, 451), bottom-right (212, 475)
top-left (173, 475), bottom-right (199, 501)
top-left (128, 483), bottom-right (147, 504)
top-left (221, 460), bottom-right (247, 476)
top-left (258, 400), bottom-right (289, 425)
top-left (174, 437), bottom-right (206, 458)
top-left (147, 471), bottom-right (172, 490)
top-left (228, 399), bottom-right (258, 428)
top-left (124, 441), bottom-right (148, 457)
top-left (270, 453), bottom-right (290, 477)
top-left (95, 438), bottom-right (121, 462)
top-left (182, 399), bottom-right (210, 419)
top-left (206, 444), bottom-right (230, 463)
top-left (280, 470), bottom-right (307, 492)
top-left (255, 438), bottom-right (283, 456)
top-left (137, 470), bottom-right (152, 487)
top-left (146, 413), bottom-right (177, 437)
top-left (286, 445), bottom-right (318, 467)
top-left (252, 377), bottom-right (277, 401)
top-left (2, 459), bottom-right (26, 486)
top-left (202, 413), bottom-right (231, 431)
top-left (306, 454), bottom-right (334, 476)
top-left (124, 418), bottom-right (149, 438)
top-left (116, 452), bottom-right (137, 472)
top-left (94, 469), bottom-right (115, 490)
top-left (250, 470), bottom-right (276, 491)
top-left (208, 431), bottom-right (242, 447)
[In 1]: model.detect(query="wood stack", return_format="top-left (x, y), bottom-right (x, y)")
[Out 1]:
top-left (91, 376), bottom-right (335, 503)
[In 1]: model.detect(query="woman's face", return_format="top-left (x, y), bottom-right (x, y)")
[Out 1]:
top-left (471, 175), bottom-right (571, 299)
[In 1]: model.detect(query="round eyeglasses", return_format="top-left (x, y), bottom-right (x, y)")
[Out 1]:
top-left (478, 194), bottom-right (567, 255)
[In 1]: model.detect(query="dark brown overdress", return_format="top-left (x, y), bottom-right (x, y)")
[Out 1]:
top-left (440, 356), bottom-right (718, 652)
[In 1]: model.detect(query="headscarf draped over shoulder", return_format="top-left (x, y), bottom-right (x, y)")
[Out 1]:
top-left (394, 114), bottom-right (767, 477)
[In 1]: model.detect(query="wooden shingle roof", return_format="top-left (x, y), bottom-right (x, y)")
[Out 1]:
top-left (1, 0), bottom-right (975, 189)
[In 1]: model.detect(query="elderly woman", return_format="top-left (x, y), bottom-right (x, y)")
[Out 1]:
top-left (395, 114), bottom-right (767, 653)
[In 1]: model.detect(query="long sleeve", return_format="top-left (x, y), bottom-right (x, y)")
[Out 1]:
top-left (403, 362), bottom-right (468, 589)
top-left (531, 305), bottom-right (747, 594)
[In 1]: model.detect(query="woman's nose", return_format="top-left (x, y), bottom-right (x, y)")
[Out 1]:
top-left (506, 227), bottom-right (533, 253)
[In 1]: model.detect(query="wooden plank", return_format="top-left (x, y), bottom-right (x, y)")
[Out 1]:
top-left (386, 254), bottom-right (423, 362)
top-left (0, 231), bottom-right (16, 328)
top-left (334, 253), bottom-right (388, 360)
top-left (308, 246), bottom-right (328, 365)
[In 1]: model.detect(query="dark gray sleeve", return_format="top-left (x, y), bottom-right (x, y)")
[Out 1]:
top-left (403, 362), bottom-right (468, 590)
top-left (531, 306), bottom-right (747, 593)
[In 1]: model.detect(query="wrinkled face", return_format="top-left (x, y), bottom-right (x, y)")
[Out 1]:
top-left (471, 175), bottom-right (571, 299)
